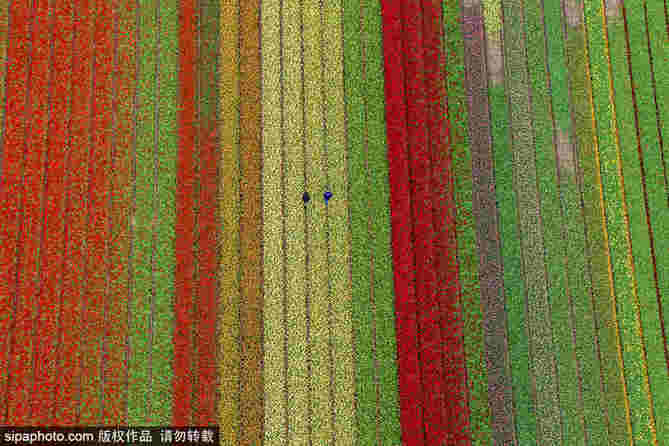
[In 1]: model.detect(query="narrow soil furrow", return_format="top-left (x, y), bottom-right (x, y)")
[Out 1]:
top-left (261, 0), bottom-right (285, 442)
top-left (463, 1), bottom-right (515, 444)
top-left (52, 0), bottom-right (94, 425)
top-left (343, 0), bottom-right (377, 443)
top-left (238, 0), bottom-right (264, 442)
top-left (151, 0), bottom-right (178, 425)
top-left (585, 0), bottom-right (658, 444)
top-left (322, 1), bottom-right (356, 442)
top-left (128, 0), bottom-right (157, 424)
top-left (7, 0), bottom-right (52, 425)
top-left (380, 1), bottom-right (424, 443)
top-left (30, 0), bottom-right (74, 424)
top-left (443, 1), bottom-right (491, 443)
top-left (562, 0), bottom-right (633, 442)
top-left (362, 0), bottom-right (403, 442)
top-left (174, 0), bottom-right (197, 425)
top-left (78, 0), bottom-right (114, 425)
top-left (218, 0), bottom-right (240, 441)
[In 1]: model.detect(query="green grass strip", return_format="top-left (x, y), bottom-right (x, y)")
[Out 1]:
top-left (151, 0), bottom-right (178, 425)
top-left (562, 2), bottom-right (632, 443)
top-left (323, 1), bottom-right (356, 442)
top-left (584, 1), bottom-right (657, 444)
top-left (302, 0), bottom-right (332, 442)
top-left (283, 0), bottom-right (309, 441)
top-left (607, 1), bottom-right (669, 444)
top-left (645, 0), bottom-right (669, 200)
top-left (342, 0), bottom-right (376, 444)
top-left (443, 1), bottom-right (490, 444)
top-left (523, 1), bottom-right (585, 443)
top-left (362, 0), bottom-right (402, 442)
top-left (500, 0), bottom-right (562, 442)
top-left (626, 0), bottom-right (669, 386)
top-left (481, 1), bottom-right (536, 443)
top-left (543, 0), bottom-right (610, 443)
top-left (128, 0), bottom-right (158, 424)
top-left (261, 0), bottom-right (285, 442)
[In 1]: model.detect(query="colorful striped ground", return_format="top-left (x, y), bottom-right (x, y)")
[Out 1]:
top-left (0, 0), bottom-right (667, 445)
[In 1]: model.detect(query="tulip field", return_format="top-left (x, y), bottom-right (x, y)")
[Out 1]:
top-left (0, 0), bottom-right (666, 444)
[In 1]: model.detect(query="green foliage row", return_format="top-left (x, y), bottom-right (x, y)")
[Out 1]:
top-left (482, 1), bottom-right (537, 443)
